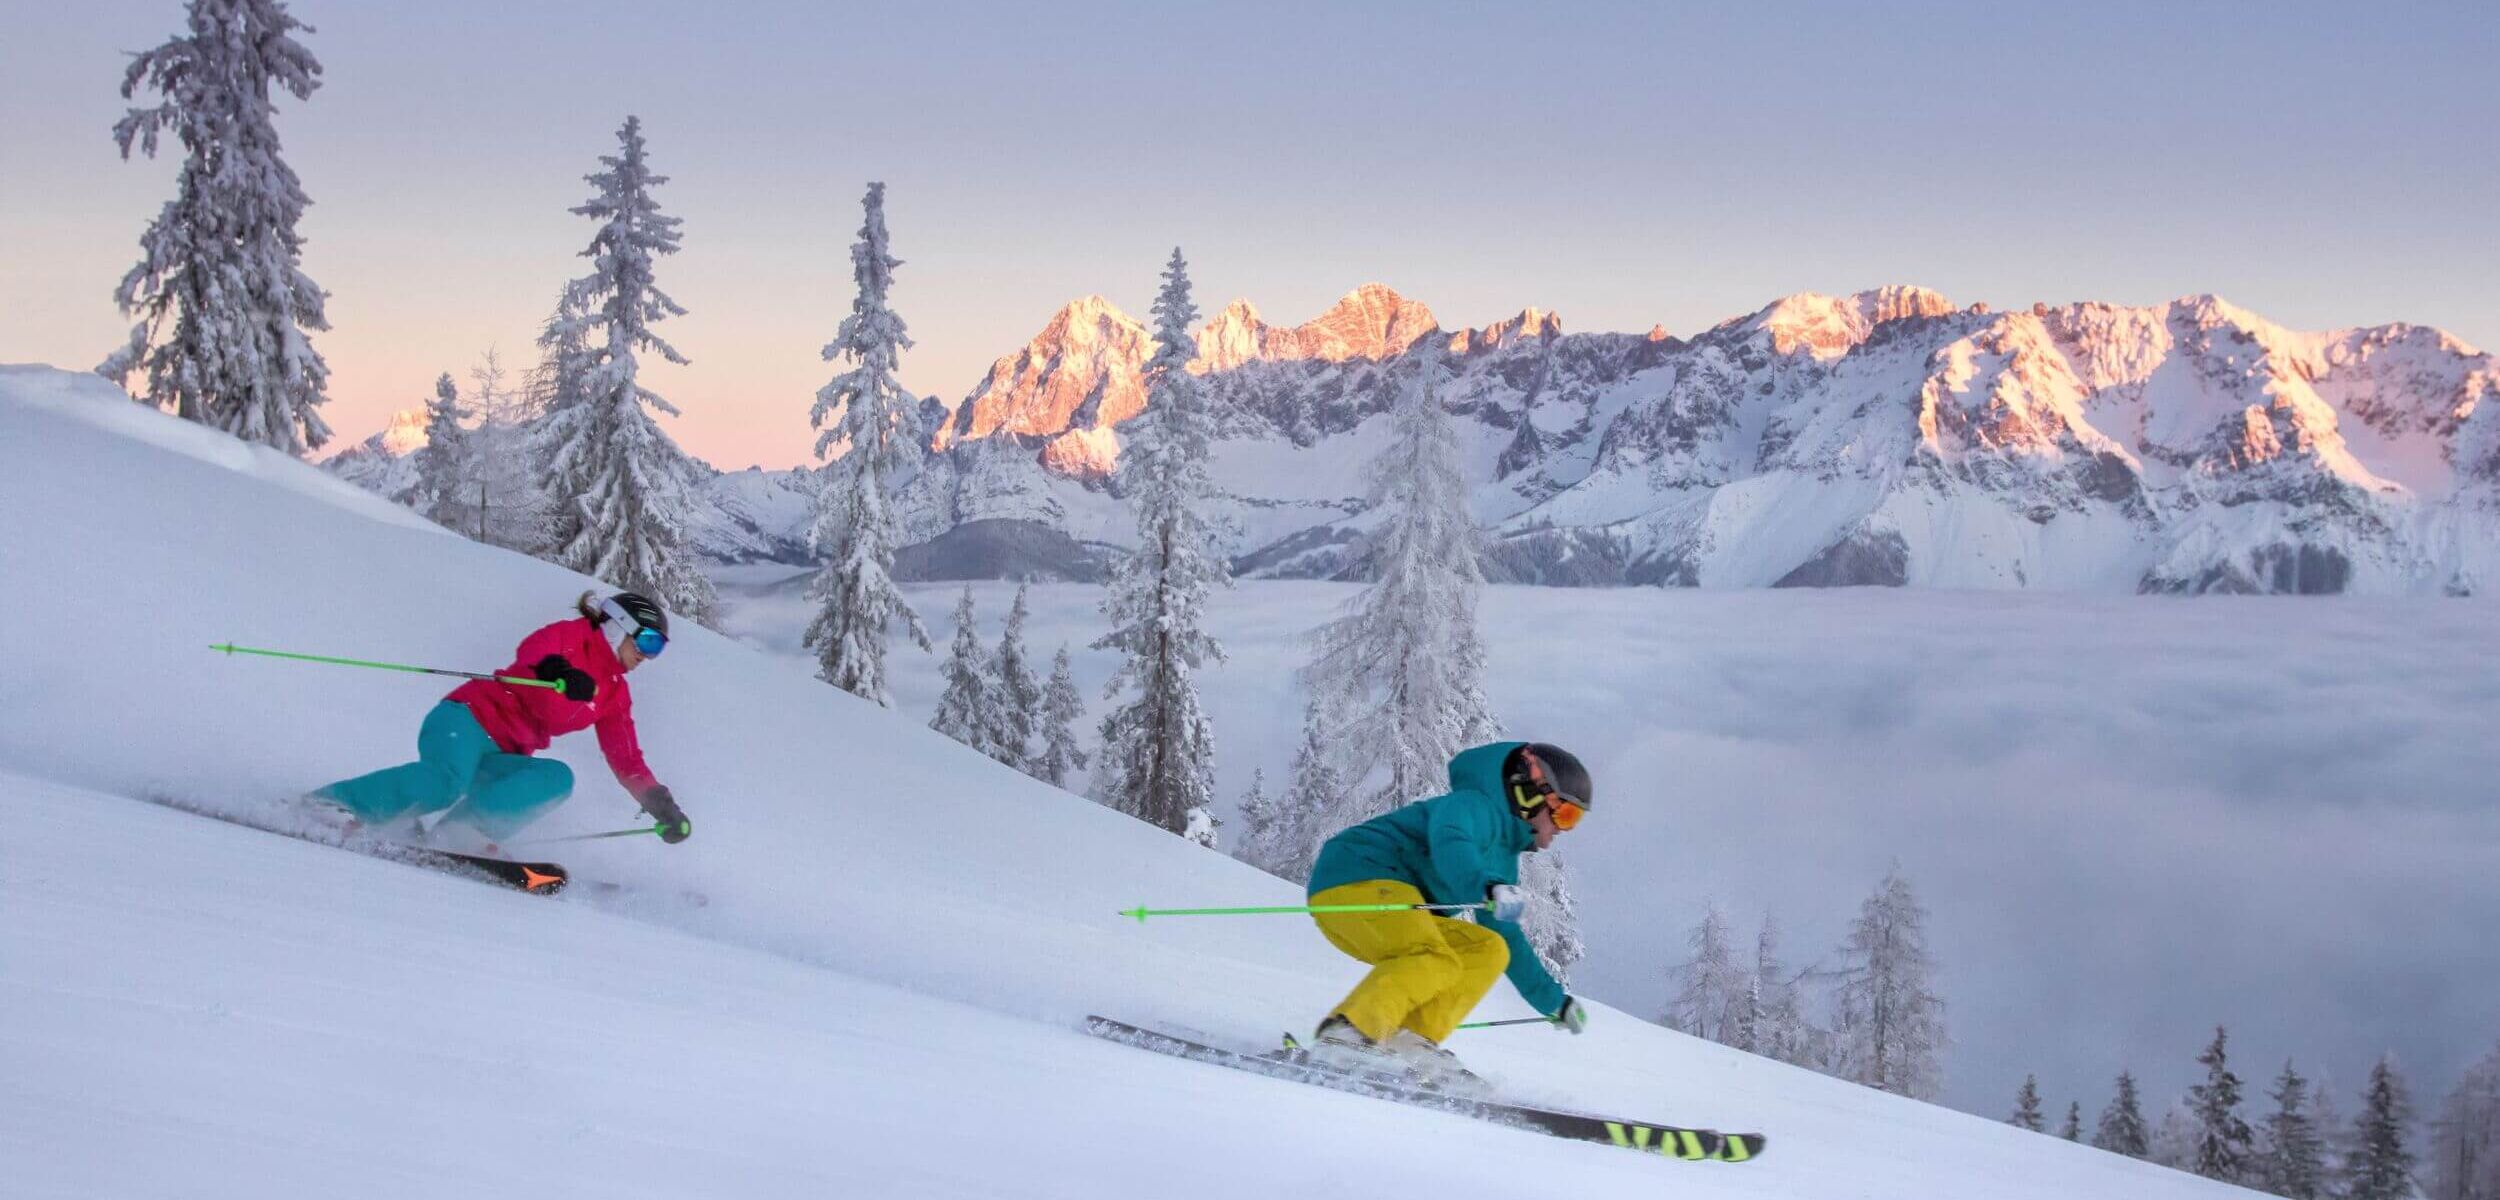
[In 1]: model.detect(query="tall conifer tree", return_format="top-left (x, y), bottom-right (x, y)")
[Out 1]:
top-left (929, 587), bottom-right (998, 754)
top-left (1666, 903), bottom-right (1745, 1043)
top-left (412, 373), bottom-right (470, 528)
top-left (2345, 1055), bottom-right (2417, 1200)
top-left (2431, 1043), bottom-right (2500, 1200)
top-left (1030, 645), bottom-right (1088, 790)
top-left (535, 116), bottom-right (715, 620)
top-left (1832, 868), bottom-right (1947, 1099)
top-left (104, 0), bottom-right (333, 454)
top-left (2095, 1070), bottom-right (2152, 1158)
top-left (806, 182), bottom-right (928, 703)
top-left (1301, 355), bottom-right (1497, 819)
top-left (987, 584), bottom-right (1041, 769)
top-left (2264, 1059), bottom-right (2327, 1200)
top-left (1091, 249), bottom-right (1227, 836)
top-left (2191, 1026), bottom-right (2256, 1184)
top-left (2011, 1075), bottom-right (2045, 1131)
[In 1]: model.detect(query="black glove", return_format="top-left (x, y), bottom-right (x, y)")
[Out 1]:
top-left (532, 654), bottom-right (596, 702)
top-left (639, 785), bottom-right (690, 843)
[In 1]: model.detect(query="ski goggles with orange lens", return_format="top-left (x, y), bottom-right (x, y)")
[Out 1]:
top-left (1547, 794), bottom-right (1587, 831)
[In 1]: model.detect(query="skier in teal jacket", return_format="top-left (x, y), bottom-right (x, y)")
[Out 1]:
top-left (1303, 741), bottom-right (1592, 1074)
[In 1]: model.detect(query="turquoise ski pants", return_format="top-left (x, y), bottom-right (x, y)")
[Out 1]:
top-left (316, 701), bottom-right (574, 840)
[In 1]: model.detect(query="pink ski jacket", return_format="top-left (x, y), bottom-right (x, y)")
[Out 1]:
top-left (447, 618), bottom-right (661, 796)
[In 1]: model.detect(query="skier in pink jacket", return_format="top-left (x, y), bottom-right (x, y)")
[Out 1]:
top-left (313, 591), bottom-right (690, 848)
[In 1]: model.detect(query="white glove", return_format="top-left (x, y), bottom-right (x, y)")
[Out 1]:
top-left (1487, 883), bottom-right (1527, 924)
top-left (1555, 995), bottom-right (1590, 1035)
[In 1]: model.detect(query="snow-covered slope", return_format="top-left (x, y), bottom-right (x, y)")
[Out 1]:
top-left (1, 369), bottom-right (2258, 1196)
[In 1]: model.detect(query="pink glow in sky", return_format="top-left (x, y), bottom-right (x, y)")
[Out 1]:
top-left (4, 0), bottom-right (2494, 469)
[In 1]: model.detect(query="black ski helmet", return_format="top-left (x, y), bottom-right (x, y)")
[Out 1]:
top-left (590, 590), bottom-right (668, 638)
top-left (1502, 743), bottom-right (1591, 821)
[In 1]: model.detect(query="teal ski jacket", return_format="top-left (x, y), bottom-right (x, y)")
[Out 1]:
top-left (1306, 741), bottom-right (1566, 1016)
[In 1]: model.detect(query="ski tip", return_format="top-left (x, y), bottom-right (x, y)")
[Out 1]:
top-left (519, 865), bottom-right (567, 893)
top-left (1121, 906), bottom-right (1148, 923)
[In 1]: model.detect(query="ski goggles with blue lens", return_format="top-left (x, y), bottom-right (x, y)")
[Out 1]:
top-left (598, 598), bottom-right (668, 658)
top-left (626, 624), bottom-right (666, 658)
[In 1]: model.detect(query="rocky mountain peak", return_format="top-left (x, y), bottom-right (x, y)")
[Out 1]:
top-left (1292, 283), bottom-right (1441, 363)
top-left (935, 295), bottom-right (1151, 452)
top-left (1035, 294), bottom-right (1144, 348)
top-left (1449, 307), bottom-right (1564, 355)
top-left (357, 408), bottom-right (428, 457)
top-left (1741, 286), bottom-right (1955, 359)
top-left (1193, 298), bottom-right (1269, 372)
top-left (1189, 284), bottom-right (1442, 371)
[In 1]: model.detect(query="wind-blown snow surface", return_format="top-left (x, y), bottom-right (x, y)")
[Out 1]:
top-left (0, 382), bottom-right (2264, 1195)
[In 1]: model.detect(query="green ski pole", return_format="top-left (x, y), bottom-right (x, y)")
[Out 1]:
top-left (1457, 1016), bottom-right (1561, 1030)
top-left (210, 643), bottom-right (565, 691)
top-left (1121, 901), bottom-right (1487, 923)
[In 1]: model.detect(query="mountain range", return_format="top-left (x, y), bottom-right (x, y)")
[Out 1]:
top-left (328, 282), bottom-right (2500, 595)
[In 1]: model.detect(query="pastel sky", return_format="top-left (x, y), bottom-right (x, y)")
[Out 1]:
top-left (4, 0), bottom-right (2494, 469)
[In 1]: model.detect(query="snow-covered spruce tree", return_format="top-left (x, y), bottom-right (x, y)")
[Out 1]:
top-left (2345, 1055), bottom-right (2417, 1200)
top-left (103, 0), bottom-right (333, 454)
top-left (1230, 769), bottom-right (1286, 870)
top-left (1666, 902), bottom-right (1745, 1043)
top-left (804, 182), bottom-right (928, 705)
top-left (1090, 249), bottom-right (1227, 837)
top-left (1270, 692), bottom-right (1347, 883)
top-left (1751, 916), bottom-right (1815, 1068)
top-left (2264, 1059), bottom-right (2328, 1200)
top-left (2152, 1101), bottom-right (2203, 1171)
top-left (531, 287), bottom-right (594, 424)
top-left (535, 116), bottom-right (716, 622)
top-left (2095, 1070), bottom-right (2152, 1158)
top-left (929, 587), bottom-right (999, 755)
top-left (1520, 849), bottom-right (1584, 984)
top-left (1182, 806), bottom-right (1221, 850)
top-left (465, 348), bottom-right (550, 551)
top-left (2431, 1043), bottom-right (2500, 1200)
top-left (412, 373), bottom-right (471, 529)
top-left (1831, 868), bottom-right (1947, 1099)
top-left (2012, 1075), bottom-right (2046, 1132)
top-left (1301, 353), bottom-right (1497, 821)
top-left (2063, 1102), bottom-right (2084, 1142)
top-left (2312, 1075), bottom-right (2349, 1185)
top-left (1729, 975), bottom-right (1762, 1055)
top-left (1031, 645), bottom-right (1088, 790)
top-left (2191, 1026), bottom-right (2256, 1184)
top-left (986, 584), bottom-right (1041, 770)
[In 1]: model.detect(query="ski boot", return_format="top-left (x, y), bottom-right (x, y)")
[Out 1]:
top-left (1296, 1015), bottom-right (1410, 1083)
top-left (1384, 1029), bottom-right (1490, 1095)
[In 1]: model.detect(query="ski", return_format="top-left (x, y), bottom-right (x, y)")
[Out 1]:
top-left (136, 793), bottom-right (569, 895)
top-left (1082, 1016), bottom-right (1764, 1163)
top-left (423, 849), bottom-right (569, 895)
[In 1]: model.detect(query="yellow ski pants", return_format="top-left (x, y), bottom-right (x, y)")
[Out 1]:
top-left (1311, 880), bottom-right (1510, 1044)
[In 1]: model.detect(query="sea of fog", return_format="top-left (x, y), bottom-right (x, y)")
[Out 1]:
top-left (712, 568), bottom-right (2500, 1120)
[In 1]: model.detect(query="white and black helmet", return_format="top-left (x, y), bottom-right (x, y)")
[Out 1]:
top-left (588, 591), bottom-right (669, 658)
